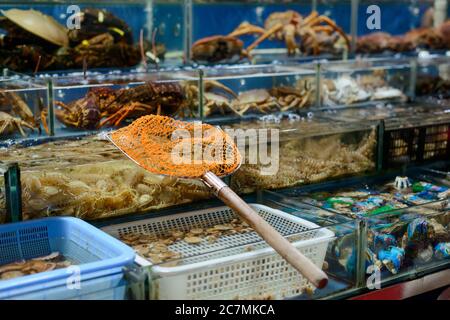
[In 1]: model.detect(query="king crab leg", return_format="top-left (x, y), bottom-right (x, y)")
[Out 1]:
top-left (245, 23), bottom-right (284, 54)
top-left (0, 112), bottom-right (34, 137)
top-left (228, 22), bottom-right (266, 37)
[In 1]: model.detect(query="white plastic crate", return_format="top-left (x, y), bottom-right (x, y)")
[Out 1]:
top-left (102, 204), bottom-right (335, 300)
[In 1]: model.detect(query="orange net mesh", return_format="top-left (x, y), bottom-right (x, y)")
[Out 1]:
top-left (109, 115), bottom-right (241, 179)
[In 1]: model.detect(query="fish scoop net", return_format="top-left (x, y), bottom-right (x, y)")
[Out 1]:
top-left (107, 114), bottom-right (328, 289)
top-left (108, 115), bottom-right (241, 179)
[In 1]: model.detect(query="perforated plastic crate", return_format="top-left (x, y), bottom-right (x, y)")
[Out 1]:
top-left (102, 204), bottom-right (334, 300)
top-left (0, 217), bottom-right (135, 300)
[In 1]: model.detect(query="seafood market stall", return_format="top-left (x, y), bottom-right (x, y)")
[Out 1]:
top-left (0, 0), bottom-right (449, 301)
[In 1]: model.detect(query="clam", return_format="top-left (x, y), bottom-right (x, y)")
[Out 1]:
top-left (1, 270), bottom-right (25, 280)
top-left (1, 9), bottom-right (69, 47)
top-left (184, 236), bottom-right (203, 244)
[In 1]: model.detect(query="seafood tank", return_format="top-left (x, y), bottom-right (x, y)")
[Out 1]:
top-left (189, 0), bottom-right (351, 65)
top-left (356, 0), bottom-right (449, 55)
top-left (217, 113), bottom-right (377, 193)
top-left (0, 135), bottom-right (212, 222)
top-left (319, 58), bottom-right (412, 107)
top-left (103, 191), bottom-right (360, 300)
top-left (45, 70), bottom-right (199, 136)
top-left (415, 55), bottom-right (450, 105)
top-left (198, 64), bottom-right (317, 119)
top-left (0, 77), bottom-right (47, 141)
top-left (274, 170), bottom-right (450, 286)
top-left (0, 1), bottom-right (185, 72)
top-left (319, 101), bottom-right (450, 167)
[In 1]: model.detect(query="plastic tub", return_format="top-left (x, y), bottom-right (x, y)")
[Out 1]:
top-left (103, 204), bottom-right (335, 300)
top-left (0, 217), bottom-right (135, 299)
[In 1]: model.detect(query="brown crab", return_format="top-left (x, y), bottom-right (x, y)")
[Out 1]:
top-left (183, 80), bottom-right (238, 117)
top-left (0, 91), bottom-right (38, 137)
top-left (191, 22), bottom-right (283, 63)
top-left (270, 84), bottom-right (314, 111)
top-left (357, 20), bottom-right (450, 53)
top-left (0, 111), bottom-right (35, 137)
top-left (70, 32), bottom-right (142, 69)
top-left (262, 10), bottom-right (350, 55)
top-left (232, 89), bottom-right (280, 116)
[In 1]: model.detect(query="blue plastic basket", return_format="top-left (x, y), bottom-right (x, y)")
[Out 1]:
top-left (0, 217), bottom-right (135, 299)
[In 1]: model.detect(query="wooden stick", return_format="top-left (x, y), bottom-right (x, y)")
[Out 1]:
top-left (202, 172), bottom-right (328, 289)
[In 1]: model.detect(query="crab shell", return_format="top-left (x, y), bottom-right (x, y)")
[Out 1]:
top-left (191, 35), bottom-right (244, 63)
top-left (264, 10), bottom-right (302, 40)
top-left (1, 9), bottom-right (69, 47)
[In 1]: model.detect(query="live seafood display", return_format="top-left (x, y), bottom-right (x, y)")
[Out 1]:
top-left (416, 74), bottom-right (450, 99)
top-left (0, 252), bottom-right (72, 281)
top-left (45, 79), bottom-right (231, 131)
top-left (205, 83), bottom-right (315, 117)
top-left (192, 10), bottom-right (349, 63)
top-left (279, 171), bottom-right (450, 278)
top-left (0, 8), bottom-right (162, 72)
top-left (320, 102), bottom-right (442, 123)
top-left (297, 178), bottom-right (449, 219)
top-left (321, 71), bottom-right (408, 107)
top-left (120, 219), bottom-right (253, 265)
top-left (356, 20), bottom-right (450, 54)
top-left (0, 137), bottom-right (211, 220)
top-left (45, 82), bottom-right (187, 131)
top-left (261, 10), bottom-right (350, 56)
top-left (0, 9), bottom-right (69, 71)
top-left (363, 210), bottom-right (450, 276)
top-left (0, 90), bottom-right (40, 137)
top-left (225, 117), bottom-right (377, 193)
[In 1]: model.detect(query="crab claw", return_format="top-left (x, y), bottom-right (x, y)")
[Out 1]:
top-left (204, 80), bottom-right (237, 99)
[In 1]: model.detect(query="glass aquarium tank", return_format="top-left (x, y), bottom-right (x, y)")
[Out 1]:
top-left (198, 64), bottom-right (317, 119)
top-left (320, 101), bottom-right (450, 167)
top-left (319, 58), bottom-right (412, 107)
top-left (363, 206), bottom-right (450, 286)
top-left (102, 190), bottom-right (360, 300)
top-left (0, 135), bottom-right (212, 222)
top-left (44, 70), bottom-right (199, 137)
top-left (273, 171), bottom-right (450, 287)
top-left (279, 170), bottom-right (449, 219)
top-left (319, 101), bottom-right (448, 127)
top-left (0, 77), bottom-right (47, 141)
top-left (415, 55), bottom-right (450, 105)
top-left (214, 113), bottom-right (377, 193)
top-left (356, 0), bottom-right (449, 55)
top-left (189, 0), bottom-right (352, 65)
top-left (0, 0), bottom-right (185, 72)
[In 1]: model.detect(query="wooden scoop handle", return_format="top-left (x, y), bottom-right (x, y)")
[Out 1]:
top-left (202, 172), bottom-right (328, 289)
